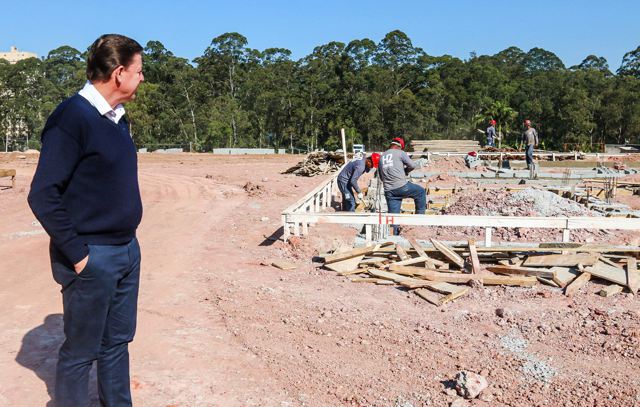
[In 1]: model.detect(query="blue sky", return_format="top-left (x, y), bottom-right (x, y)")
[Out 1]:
top-left (2, 0), bottom-right (639, 70)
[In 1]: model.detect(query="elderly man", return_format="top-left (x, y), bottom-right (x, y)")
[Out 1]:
top-left (28, 34), bottom-right (145, 407)
top-left (378, 137), bottom-right (426, 235)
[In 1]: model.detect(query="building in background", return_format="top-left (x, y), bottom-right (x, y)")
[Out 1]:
top-left (0, 46), bottom-right (37, 64)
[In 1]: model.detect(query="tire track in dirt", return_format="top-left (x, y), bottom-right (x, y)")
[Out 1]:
top-left (131, 169), bottom-right (291, 406)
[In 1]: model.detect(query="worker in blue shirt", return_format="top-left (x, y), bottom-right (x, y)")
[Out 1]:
top-left (336, 153), bottom-right (380, 211)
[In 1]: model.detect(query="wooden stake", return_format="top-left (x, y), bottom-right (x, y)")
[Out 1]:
top-left (395, 244), bottom-right (410, 261)
top-left (626, 257), bottom-right (639, 294)
top-left (468, 239), bottom-right (481, 274)
top-left (430, 239), bottom-right (465, 269)
top-left (407, 237), bottom-right (436, 268)
top-left (564, 272), bottom-right (591, 297)
top-left (599, 284), bottom-right (623, 297)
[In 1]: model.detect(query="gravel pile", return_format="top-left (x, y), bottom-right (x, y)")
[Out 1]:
top-left (508, 188), bottom-right (594, 217)
top-left (445, 188), bottom-right (597, 217)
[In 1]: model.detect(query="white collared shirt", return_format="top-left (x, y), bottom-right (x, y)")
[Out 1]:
top-left (78, 81), bottom-right (126, 124)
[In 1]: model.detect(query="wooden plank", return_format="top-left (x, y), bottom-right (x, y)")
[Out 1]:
top-left (551, 267), bottom-right (579, 288)
top-left (627, 257), bottom-right (639, 294)
top-left (486, 265), bottom-right (555, 279)
top-left (337, 268), bottom-right (368, 276)
top-left (523, 253), bottom-right (599, 267)
top-left (325, 255), bottom-right (365, 273)
top-left (600, 256), bottom-right (624, 268)
top-left (599, 284), bottom-right (624, 297)
top-left (271, 261), bottom-right (297, 270)
top-left (368, 268), bottom-right (423, 285)
top-left (389, 265), bottom-right (536, 286)
top-left (287, 212), bottom-right (640, 231)
top-left (415, 271), bottom-right (476, 283)
top-left (358, 257), bottom-right (391, 265)
top-left (0, 169), bottom-right (16, 177)
top-left (395, 244), bottom-right (410, 261)
top-left (414, 285), bottom-right (468, 305)
top-left (414, 289), bottom-right (443, 306)
top-left (405, 239), bottom-right (428, 257)
top-left (382, 256), bottom-right (431, 269)
top-left (564, 272), bottom-right (591, 297)
top-left (430, 239), bottom-right (465, 269)
top-left (537, 277), bottom-right (560, 287)
top-left (468, 239), bottom-right (481, 274)
top-left (407, 237), bottom-right (436, 268)
top-left (371, 244), bottom-right (640, 254)
top-left (584, 261), bottom-right (628, 286)
top-left (439, 287), bottom-right (468, 304)
top-left (481, 275), bottom-right (538, 286)
top-left (539, 242), bottom-right (583, 249)
top-left (423, 281), bottom-right (464, 294)
top-left (389, 265), bottom-right (467, 280)
top-left (350, 277), bottom-right (393, 284)
top-left (324, 243), bottom-right (388, 264)
top-left (398, 279), bottom-right (440, 289)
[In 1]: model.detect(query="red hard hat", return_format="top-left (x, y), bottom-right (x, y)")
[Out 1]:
top-left (489, 119), bottom-right (496, 125)
top-left (370, 152), bottom-right (381, 168)
top-left (524, 119), bottom-right (531, 125)
top-left (391, 137), bottom-right (405, 149)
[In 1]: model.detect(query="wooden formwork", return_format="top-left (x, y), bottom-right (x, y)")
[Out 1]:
top-left (281, 165), bottom-right (640, 245)
top-left (407, 151), bottom-right (640, 161)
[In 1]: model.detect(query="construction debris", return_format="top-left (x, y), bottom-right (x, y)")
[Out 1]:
top-left (319, 240), bottom-right (640, 306)
top-left (283, 152), bottom-right (347, 176)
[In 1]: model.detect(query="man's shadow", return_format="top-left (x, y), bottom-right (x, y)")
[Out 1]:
top-left (15, 314), bottom-right (64, 407)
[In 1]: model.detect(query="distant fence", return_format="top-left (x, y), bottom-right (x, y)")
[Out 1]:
top-left (212, 148), bottom-right (286, 155)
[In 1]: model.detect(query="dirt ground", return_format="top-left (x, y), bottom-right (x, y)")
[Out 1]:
top-left (1, 152), bottom-right (640, 407)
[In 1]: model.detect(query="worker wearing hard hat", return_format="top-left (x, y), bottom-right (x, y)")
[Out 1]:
top-left (378, 137), bottom-right (426, 234)
top-left (337, 152), bottom-right (380, 212)
top-left (520, 119), bottom-right (539, 169)
top-left (486, 119), bottom-right (497, 147)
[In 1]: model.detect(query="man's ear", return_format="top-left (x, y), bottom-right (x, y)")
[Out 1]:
top-left (112, 65), bottom-right (125, 84)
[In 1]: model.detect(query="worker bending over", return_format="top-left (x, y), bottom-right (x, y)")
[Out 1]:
top-left (378, 137), bottom-right (426, 234)
top-left (337, 152), bottom-right (380, 211)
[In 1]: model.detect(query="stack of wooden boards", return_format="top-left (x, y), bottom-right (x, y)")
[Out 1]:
top-left (321, 239), bottom-right (640, 307)
top-left (0, 169), bottom-right (16, 189)
top-left (283, 152), bottom-right (346, 177)
top-left (411, 139), bottom-right (481, 153)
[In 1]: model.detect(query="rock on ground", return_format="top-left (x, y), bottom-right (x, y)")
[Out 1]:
top-left (455, 370), bottom-right (489, 399)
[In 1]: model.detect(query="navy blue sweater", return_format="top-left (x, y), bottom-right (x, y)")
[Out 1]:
top-left (28, 94), bottom-right (142, 265)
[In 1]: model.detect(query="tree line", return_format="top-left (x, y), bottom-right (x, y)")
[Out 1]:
top-left (1, 30), bottom-right (639, 152)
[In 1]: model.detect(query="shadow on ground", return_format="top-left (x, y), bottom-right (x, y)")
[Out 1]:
top-left (15, 314), bottom-right (64, 407)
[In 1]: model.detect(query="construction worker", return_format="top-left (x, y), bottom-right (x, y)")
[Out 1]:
top-left (520, 119), bottom-right (539, 169)
top-left (486, 119), bottom-right (497, 147)
top-left (337, 152), bottom-right (380, 211)
top-left (378, 137), bottom-right (426, 234)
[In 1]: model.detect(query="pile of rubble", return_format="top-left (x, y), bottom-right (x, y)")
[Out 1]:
top-left (283, 152), bottom-right (347, 176)
top-left (321, 239), bottom-right (639, 306)
top-left (444, 188), bottom-right (595, 217)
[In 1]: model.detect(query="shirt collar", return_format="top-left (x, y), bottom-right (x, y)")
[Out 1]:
top-left (78, 81), bottom-right (126, 123)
